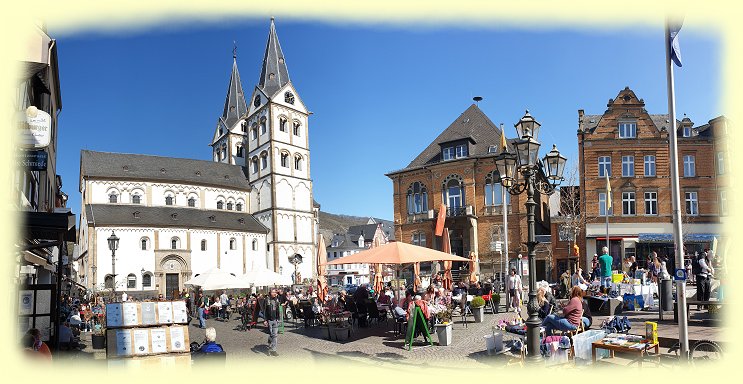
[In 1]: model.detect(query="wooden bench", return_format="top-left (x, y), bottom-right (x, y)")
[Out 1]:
top-left (673, 299), bottom-right (725, 322)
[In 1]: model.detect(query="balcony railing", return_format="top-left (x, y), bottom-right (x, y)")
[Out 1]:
top-left (406, 212), bottom-right (431, 223)
top-left (447, 205), bottom-right (473, 217)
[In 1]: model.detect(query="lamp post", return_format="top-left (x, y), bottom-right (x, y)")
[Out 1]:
top-left (495, 110), bottom-right (567, 361)
top-left (107, 231), bottom-right (120, 299)
top-left (91, 264), bottom-right (97, 298)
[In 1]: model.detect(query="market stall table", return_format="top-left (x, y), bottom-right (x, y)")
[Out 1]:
top-left (592, 339), bottom-right (659, 367)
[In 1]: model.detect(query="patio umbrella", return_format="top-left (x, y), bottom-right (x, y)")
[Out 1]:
top-left (239, 267), bottom-right (292, 287)
top-left (442, 228), bottom-right (453, 291)
top-left (184, 267), bottom-right (248, 291)
top-left (316, 235), bottom-right (328, 304)
top-left (469, 251), bottom-right (479, 284)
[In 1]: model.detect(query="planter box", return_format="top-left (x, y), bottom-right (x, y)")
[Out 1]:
top-left (472, 306), bottom-right (485, 323)
top-left (333, 326), bottom-right (351, 341)
top-left (92, 334), bottom-right (106, 349)
top-left (434, 323), bottom-right (452, 346)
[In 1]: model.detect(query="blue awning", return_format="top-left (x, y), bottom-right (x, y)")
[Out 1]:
top-left (638, 233), bottom-right (719, 243)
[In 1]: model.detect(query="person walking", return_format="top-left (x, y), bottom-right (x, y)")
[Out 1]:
top-left (219, 290), bottom-right (229, 321)
top-left (197, 292), bottom-right (207, 329)
top-left (590, 254), bottom-right (600, 282)
top-left (506, 268), bottom-right (522, 312)
top-left (598, 246), bottom-right (614, 292)
top-left (262, 288), bottom-right (281, 356)
top-left (696, 251), bottom-right (714, 308)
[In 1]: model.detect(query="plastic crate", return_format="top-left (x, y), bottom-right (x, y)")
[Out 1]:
top-left (572, 329), bottom-right (609, 364)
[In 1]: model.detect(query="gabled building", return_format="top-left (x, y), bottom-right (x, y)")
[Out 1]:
top-left (387, 104), bottom-right (553, 281)
top-left (577, 87), bottom-right (727, 273)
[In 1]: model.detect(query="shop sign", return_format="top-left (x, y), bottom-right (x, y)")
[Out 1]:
top-left (20, 106), bottom-right (51, 148)
top-left (16, 150), bottom-right (48, 171)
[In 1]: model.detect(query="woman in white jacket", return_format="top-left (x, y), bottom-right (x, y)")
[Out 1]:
top-left (507, 268), bottom-right (522, 312)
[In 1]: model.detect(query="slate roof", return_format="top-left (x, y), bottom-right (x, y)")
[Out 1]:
top-left (347, 224), bottom-right (380, 239)
top-left (220, 57), bottom-right (248, 129)
top-left (84, 204), bottom-right (268, 233)
top-left (389, 104), bottom-right (507, 174)
top-left (258, 18), bottom-right (291, 97)
top-left (327, 233), bottom-right (365, 252)
top-left (80, 150), bottom-right (250, 190)
top-left (580, 113), bottom-right (678, 134)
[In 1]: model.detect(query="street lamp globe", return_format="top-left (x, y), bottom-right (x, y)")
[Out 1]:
top-left (514, 110), bottom-right (541, 141)
top-left (495, 151), bottom-right (517, 188)
top-left (543, 144), bottom-right (567, 184)
top-left (514, 136), bottom-right (541, 169)
top-left (107, 231), bottom-right (119, 251)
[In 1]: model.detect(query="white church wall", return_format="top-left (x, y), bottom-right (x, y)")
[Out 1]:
top-left (275, 178), bottom-right (293, 209)
top-left (294, 182), bottom-right (311, 211)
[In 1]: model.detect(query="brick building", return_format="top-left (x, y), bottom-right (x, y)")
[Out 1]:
top-left (386, 104), bottom-right (552, 282)
top-left (577, 87), bottom-right (727, 273)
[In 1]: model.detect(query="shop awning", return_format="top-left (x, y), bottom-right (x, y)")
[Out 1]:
top-left (638, 233), bottom-right (719, 243)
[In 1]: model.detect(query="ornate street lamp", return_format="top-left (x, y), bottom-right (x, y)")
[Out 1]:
top-left (91, 264), bottom-right (97, 297)
top-left (107, 231), bottom-right (120, 298)
top-left (494, 110), bottom-right (567, 361)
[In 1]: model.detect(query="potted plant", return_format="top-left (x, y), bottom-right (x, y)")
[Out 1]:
top-left (434, 306), bottom-right (453, 346)
top-left (492, 292), bottom-right (501, 313)
top-left (91, 303), bottom-right (106, 349)
top-left (331, 319), bottom-right (351, 341)
top-left (471, 296), bottom-right (486, 323)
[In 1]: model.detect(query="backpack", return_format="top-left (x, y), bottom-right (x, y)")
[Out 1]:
top-left (691, 256), bottom-right (702, 276)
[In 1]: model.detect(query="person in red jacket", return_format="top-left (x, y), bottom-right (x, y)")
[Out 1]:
top-left (542, 286), bottom-right (589, 335)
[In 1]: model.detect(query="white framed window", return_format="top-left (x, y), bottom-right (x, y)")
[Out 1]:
top-left (229, 238), bottom-right (236, 250)
top-left (279, 117), bottom-right (287, 132)
top-left (598, 156), bottom-right (611, 177)
top-left (260, 120), bottom-right (267, 135)
top-left (644, 155), bottom-right (656, 177)
top-left (622, 191), bottom-right (636, 215)
top-left (719, 190), bottom-right (727, 216)
top-left (260, 153), bottom-right (268, 169)
top-left (618, 122), bottom-right (637, 138)
top-left (484, 171), bottom-right (510, 207)
top-left (236, 202), bottom-right (243, 211)
top-left (412, 232), bottom-right (426, 247)
top-left (293, 121), bottom-right (301, 136)
top-left (217, 201), bottom-right (224, 210)
top-left (443, 147), bottom-right (455, 161)
top-left (717, 152), bottom-right (724, 174)
top-left (236, 146), bottom-right (244, 157)
top-left (227, 202), bottom-right (233, 210)
top-left (201, 239), bottom-right (207, 251)
top-left (188, 197), bottom-right (196, 207)
top-left (251, 125), bottom-right (258, 140)
top-left (171, 237), bottom-right (180, 249)
top-left (280, 152), bottom-right (289, 167)
top-left (109, 193), bottom-right (118, 203)
top-left (683, 155), bottom-right (696, 177)
top-left (598, 192), bottom-right (611, 216)
top-left (252, 157), bottom-right (259, 174)
top-left (621, 156), bottom-right (634, 177)
top-left (252, 239), bottom-right (258, 251)
top-left (132, 194), bottom-right (141, 204)
top-left (140, 237), bottom-right (150, 251)
top-left (443, 176), bottom-right (464, 211)
top-left (294, 155), bottom-right (303, 171)
top-left (683, 126), bottom-right (692, 137)
top-left (406, 182), bottom-right (428, 214)
top-left (455, 144), bottom-right (468, 158)
top-left (221, 145), bottom-right (227, 160)
top-left (685, 191), bottom-right (698, 216)
top-left (165, 195), bottom-right (174, 206)
top-left (127, 274), bottom-right (136, 289)
top-left (142, 273), bottom-right (152, 288)
top-left (644, 192), bottom-right (658, 215)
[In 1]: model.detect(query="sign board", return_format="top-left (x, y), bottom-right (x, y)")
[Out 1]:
top-left (20, 106), bottom-right (52, 148)
top-left (16, 150), bottom-right (48, 171)
top-left (405, 306), bottom-right (432, 350)
top-left (490, 241), bottom-right (502, 252)
top-left (674, 268), bottom-right (687, 281)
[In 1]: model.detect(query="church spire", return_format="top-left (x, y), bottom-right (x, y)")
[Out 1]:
top-left (221, 50), bottom-right (247, 129)
top-left (258, 17), bottom-right (291, 97)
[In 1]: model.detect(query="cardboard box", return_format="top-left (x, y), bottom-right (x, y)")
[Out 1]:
top-left (106, 325), bottom-right (190, 357)
top-left (107, 352), bottom-right (191, 368)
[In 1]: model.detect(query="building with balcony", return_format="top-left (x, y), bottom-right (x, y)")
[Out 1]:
top-left (387, 104), bottom-right (552, 281)
top-left (577, 87), bottom-right (727, 273)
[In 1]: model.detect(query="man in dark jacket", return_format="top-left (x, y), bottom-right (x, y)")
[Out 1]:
top-left (262, 288), bottom-right (281, 356)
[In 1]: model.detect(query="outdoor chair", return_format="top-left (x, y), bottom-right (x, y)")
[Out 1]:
top-left (365, 301), bottom-right (384, 326)
top-left (392, 309), bottom-right (407, 336)
top-left (355, 301), bottom-right (369, 328)
top-left (301, 304), bottom-right (317, 328)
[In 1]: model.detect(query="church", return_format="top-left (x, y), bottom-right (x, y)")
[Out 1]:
top-left (77, 19), bottom-right (318, 299)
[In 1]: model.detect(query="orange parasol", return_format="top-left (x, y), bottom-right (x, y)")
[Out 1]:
top-left (468, 251), bottom-right (479, 284)
top-left (325, 241), bottom-right (470, 265)
top-left (316, 235), bottom-right (328, 304)
top-left (442, 228), bottom-right (453, 291)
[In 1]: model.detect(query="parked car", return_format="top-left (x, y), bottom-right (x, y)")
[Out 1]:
top-left (344, 284), bottom-right (358, 294)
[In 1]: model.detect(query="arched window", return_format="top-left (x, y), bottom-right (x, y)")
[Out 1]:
top-left (127, 274), bottom-right (136, 289)
top-left (201, 239), bottom-right (207, 251)
top-left (484, 171), bottom-right (510, 207)
top-left (236, 202), bottom-right (243, 212)
top-left (109, 193), bottom-right (118, 203)
top-left (104, 275), bottom-right (113, 289)
top-left (132, 194), bottom-right (141, 204)
top-left (229, 238), bottom-right (236, 250)
top-left (217, 201), bottom-right (224, 210)
top-left (188, 197), bottom-right (196, 207)
top-left (285, 91), bottom-right (295, 104)
top-left (220, 144), bottom-right (227, 160)
top-left (251, 125), bottom-right (258, 140)
top-left (279, 117), bottom-right (287, 132)
top-left (442, 175), bottom-right (464, 211)
top-left (171, 237), bottom-right (180, 250)
top-left (406, 182), bottom-right (428, 214)
top-left (142, 273), bottom-right (152, 288)
top-left (241, 121), bottom-right (247, 132)
top-left (252, 157), bottom-right (259, 173)
top-left (280, 152), bottom-right (289, 167)
top-left (227, 202), bottom-right (233, 210)
top-left (294, 155), bottom-right (303, 171)
top-left (252, 239), bottom-right (258, 251)
top-left (260, 152), bottom-right (268, 169)
top-left (293, 121), bottom-right (301, 136)
top-left (140, 237), bottom-right (149, 251)
top-left (165, 196), bottom-right (174, 206)
top-left (236, 146), bottom-right (244, 157)
top-left (260, 119), bottom-right (267, 135)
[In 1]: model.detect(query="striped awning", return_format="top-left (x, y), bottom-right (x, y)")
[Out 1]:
top-left (638, 233), bottom-right (719, 243)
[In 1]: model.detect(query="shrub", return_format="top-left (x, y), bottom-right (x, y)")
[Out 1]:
top-left (471, 296), bottom-right (486, 308)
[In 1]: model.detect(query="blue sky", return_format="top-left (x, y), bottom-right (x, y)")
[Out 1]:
top-left (52, 18), bottom-right (721, 220)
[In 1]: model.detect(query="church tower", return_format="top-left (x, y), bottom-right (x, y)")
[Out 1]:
top-left (211, 49), bottom-right (248, 166)
top-left (243, 18), bottom-right (316, 281)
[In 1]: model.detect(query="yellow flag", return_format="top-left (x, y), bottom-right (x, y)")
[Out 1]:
top-left (500, 128), bottom-right (507, 151)
top-left (605, 173), bottom-right (612, 211)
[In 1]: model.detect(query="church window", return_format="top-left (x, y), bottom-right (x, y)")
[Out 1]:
top-left (294, 155), bottom-right (303, 171)
top-left (251, 125), bottom-right (258, 140)
top-left (171, 237), bottom-right (180, 250)
top-left (201, 240), bottom-right (207, 251)
top-left (127, 274), bottom-right (136, 289)
top-left (241, 121), bottom-right (247, 132)
top-left (285, 91), bottom-right (295, 104)
top-left (261, 120), bottom-right (267, 135)
top-left (188, 197), bottom-right (196, 207)
top-left (140, 237), bottom-right (149, 250)
top-left (252, 239), bottom-right (258, 251)
top-left (236, 146), bottom-right (244, 157)
top-left (253, 95), bottom-right (260, 108)
top-left (132, 194), bottom-right (141, 204)
top-left (279, 117), bottom-right (287, 132)
top-left (142, 274), bottom-right (152, 287)
top-left (251, 157), bottom-right (259, 173)
top-left (281, 152), bottom-right (289, 168)
top-left (229, 238), bottom-right (236, 250)
top-left (227, 202), bottom-right (233, 210)
top-left (221, 145), bottom-right (227, 160)
top-left (293, 121), bottom-right (301, 136)
top-left (165, 196), bottom-right (174, 206)
top-left (260, 152), bottom-right (268, 169)
top-left (109, 193), bottom-right (118, 203)
top-left (217, 201), bottom-right (224, 210)
top-left (236, 202), bottom-right (243, 211)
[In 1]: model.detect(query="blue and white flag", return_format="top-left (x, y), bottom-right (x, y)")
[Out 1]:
top-left (669, 21), bottom-right (683, 67)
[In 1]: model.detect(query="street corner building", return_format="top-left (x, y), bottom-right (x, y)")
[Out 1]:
top-left (77, 19), bottom-right (319, 299)
top-left (575, 87), bottom-right (728, 274)
top-left (386, 104), bottom-right (553, 282)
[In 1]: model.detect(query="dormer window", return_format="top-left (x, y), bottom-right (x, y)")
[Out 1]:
top-left (443, 147), bottom-right (455, 161)
top-left (618, 122), bottom-right (637, 138)
top-left (488, 145), bottom-right (497, 153)
top-left (455, 144), bottom-right (467, 158)
top-left (683, 126), bottom-right (692, 137)
top-left (443, 144), bottom-right (468, 160)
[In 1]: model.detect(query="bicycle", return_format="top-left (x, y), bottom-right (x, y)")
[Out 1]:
top-left (668, 339), bottom-right (723, 364)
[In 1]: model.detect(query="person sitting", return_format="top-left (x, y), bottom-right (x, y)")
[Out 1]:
top-left (25, 329), bottom-right (52, 361)
top-left (58, 321), bottom-right (75, 350)
top-left (197, 327), bottom-right (224, 354)
top-left (377, 291), bottom-right (391, 305)
top-left (536, 287), bottom-right (552, 320)
top-left (542, 286), bottom-right (590, 335)
top-left (337, 290), bottom-right (349, 310)
top-left (571, 267), bottom-right (588, 288)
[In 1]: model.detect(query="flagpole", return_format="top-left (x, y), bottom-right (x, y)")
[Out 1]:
top-left (665, 18), bottom-right (690, 359)
top-left (502, 184), bottom-right (509, 291)
top-left (605, 173), bottom-right (610, 264)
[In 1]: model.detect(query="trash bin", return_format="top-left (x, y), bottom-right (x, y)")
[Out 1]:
top-left (659, 279), bottom-right (673, 312)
